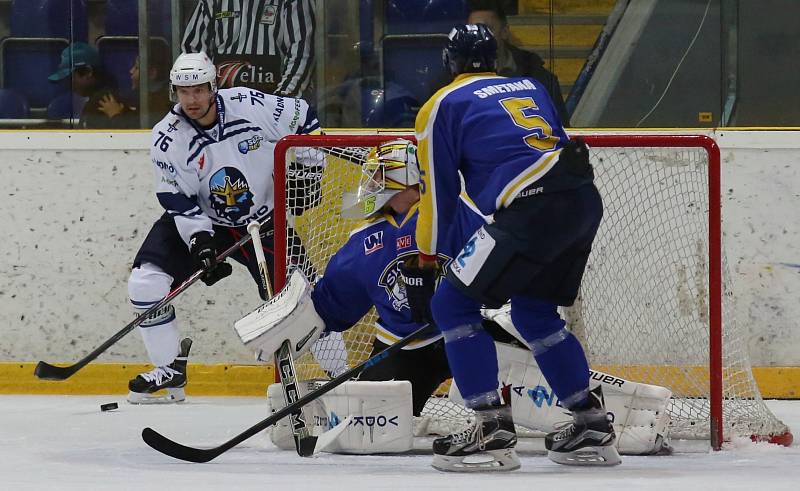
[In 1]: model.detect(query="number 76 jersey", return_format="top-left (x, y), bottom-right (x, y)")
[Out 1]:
top-left (414, 73), bottom-right (590, 257)
top-left (149, 87), bottom-right (320, 245)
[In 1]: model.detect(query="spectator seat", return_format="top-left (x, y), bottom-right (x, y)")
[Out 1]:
top-left (0, 89), bottom-right (30, 118)
top-left (10, 0), bottom-right (88, 41)
top-left (0, 38), bottom-right (69, 108)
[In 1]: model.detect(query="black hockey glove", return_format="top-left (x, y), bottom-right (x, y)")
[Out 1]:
top-left (399, 255), bottom-right (440, 324)
top-left (286, 162), bottom-right (324, 216)
top-left (189, 231), bottom-right (233, 286)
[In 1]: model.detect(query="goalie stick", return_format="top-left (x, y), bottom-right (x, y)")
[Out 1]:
top-left (141, 322), bottom-right (434, 463)
top-left (246, 220), bottom-right (314, 457)
top-left (33, 216), bottom-right (272, 381)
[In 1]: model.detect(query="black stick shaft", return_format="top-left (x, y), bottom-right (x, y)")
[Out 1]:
top-left (33, 217), bottom-right (271, 381)
top-left (141, 323), bottom-right (433, 463)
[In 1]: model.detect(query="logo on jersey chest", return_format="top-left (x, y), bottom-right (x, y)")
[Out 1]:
top-left (261, 6), bottom-right (277, 24)
top-left (378, 251), bottom-right (451, 312)
top-left (238, 135), bottom-right (263, 154)
top-left (363, 231), bottom-right (383, 255)
top-left (208, 167), bottom-right (254, 223)
top-left (215, 10), bottom-right (240, 19)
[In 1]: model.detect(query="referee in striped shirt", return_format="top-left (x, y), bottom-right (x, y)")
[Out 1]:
top-left (182, 0), bottom-right (315, 98)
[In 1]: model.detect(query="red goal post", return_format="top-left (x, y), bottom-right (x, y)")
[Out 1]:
top-left (273, 133), bottom-right (791, 450)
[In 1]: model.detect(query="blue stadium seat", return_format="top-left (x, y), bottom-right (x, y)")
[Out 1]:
top-left (10, 0), bottom-right (88, 41)
top-left (97, 37), bottom-right (138, 94)
top-left (47, 92), bottom-right (87, 120)
top-left (382, 34), bottom-right (450, 111)
top-left (105, 0), bottom-right (172, 38)
top-left (97, 37), bottom-right (169, 96)
top-left (363, 83), bottom-right (419, 128)
top-left (0, 89), bottom-right (29, 118)
top-left (0, 38), bottom-right (69, 108)
top-left (386, 0), bottom-right (467, 34)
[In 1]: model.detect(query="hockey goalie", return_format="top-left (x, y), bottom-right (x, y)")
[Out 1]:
top-left (234, 139), bottom-right (671, 457)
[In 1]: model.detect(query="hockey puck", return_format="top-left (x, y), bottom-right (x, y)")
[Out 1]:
top-left (100, 402), bottom-right (119, 412)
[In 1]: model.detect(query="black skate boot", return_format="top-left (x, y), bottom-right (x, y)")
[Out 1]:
top-left (545, 386), bottom-right (621, 466)
top-left (128, 338), bottom-right (192, 404)
top-left (431, 403), bottom-right (520, 472)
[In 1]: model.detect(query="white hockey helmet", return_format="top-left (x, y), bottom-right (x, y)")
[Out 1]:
top-left (341, 139), bottom-right (420, 219)
top-left (169, 51), bottom-right (217, 102)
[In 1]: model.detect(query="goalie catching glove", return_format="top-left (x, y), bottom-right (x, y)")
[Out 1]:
top-left (234, 269), bottom-right (324, 362)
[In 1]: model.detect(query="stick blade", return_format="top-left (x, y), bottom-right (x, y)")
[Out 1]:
top-left (296, 435), bottom-right (318, 457)
top-left (33, 361), bottom-right (75, 381)
top-left (142, 427), bottom-right (221, 463)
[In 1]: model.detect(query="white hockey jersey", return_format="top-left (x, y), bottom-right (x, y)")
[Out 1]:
top-left (149, 87), bottom-right (320, 245)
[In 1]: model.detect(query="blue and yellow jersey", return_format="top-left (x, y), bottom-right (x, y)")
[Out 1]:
top-left (414, 72), bottom-right (585, 256)
top-left (311, 198), bottom-right (487, 347)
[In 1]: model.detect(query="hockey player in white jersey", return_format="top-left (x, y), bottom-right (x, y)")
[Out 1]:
top-left (126, 52), bottom-right (323, 403)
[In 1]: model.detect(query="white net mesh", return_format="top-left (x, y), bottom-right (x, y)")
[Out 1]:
top-left (274, 134), bottom-right (791, 445)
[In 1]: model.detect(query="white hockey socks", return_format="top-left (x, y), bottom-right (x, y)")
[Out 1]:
top-left (129, 264), bottom-right (180, 366)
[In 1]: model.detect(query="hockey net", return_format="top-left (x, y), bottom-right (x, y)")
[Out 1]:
top-left (273, 133), bottom-right (792, 449)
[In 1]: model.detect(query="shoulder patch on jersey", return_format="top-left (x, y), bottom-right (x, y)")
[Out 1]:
top-left (396, 235), bottom-right (412, 250)
top-left (363, 231), bottom-right (384, 255)
top-left (237, 135), bottom-right (263, 154)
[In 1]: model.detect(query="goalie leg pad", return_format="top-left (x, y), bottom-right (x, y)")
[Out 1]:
top-left (267, 380), bottom-right (414, 454)
top-left (235, 269), bottom-right (324, 362)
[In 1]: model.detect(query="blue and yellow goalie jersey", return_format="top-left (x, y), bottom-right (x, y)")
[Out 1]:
top-left (414, 72), bottom-right (589, 257)
top-left (311, 198), bottom-right (487, 347)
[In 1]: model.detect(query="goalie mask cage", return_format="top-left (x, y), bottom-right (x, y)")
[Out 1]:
top-left (273, 133), bottom-right (792, 450)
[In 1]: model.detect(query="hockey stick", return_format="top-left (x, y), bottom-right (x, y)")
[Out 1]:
top-left (141, 322), bottom-right (434, 463)
top-left (246, 220), bottom-right (314, 457)
top-left (33, 216), bottom-right (272, 381)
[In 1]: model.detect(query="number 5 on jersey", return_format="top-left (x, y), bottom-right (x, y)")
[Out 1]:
top-left (499, 97), bottom-right (559, 152)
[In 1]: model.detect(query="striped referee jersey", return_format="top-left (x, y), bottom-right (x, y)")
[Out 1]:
top-left (182, 0), bottom-right (315, 98)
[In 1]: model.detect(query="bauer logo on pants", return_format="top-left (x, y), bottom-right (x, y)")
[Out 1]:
top-left (450, 227), bottom-right (495, 286)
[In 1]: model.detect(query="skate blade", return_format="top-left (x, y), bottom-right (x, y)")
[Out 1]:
top-left (127, 387), bottom-right (186, 405)
top-left (548, 444), bottom-right (622, 466)
top-left (432, 448), bottom-right (521, 473)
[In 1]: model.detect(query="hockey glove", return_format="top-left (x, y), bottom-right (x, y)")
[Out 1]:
top-left (189, 231), bottom-right (233, 286)
top-left (286, 162), bottom-right (324, 216)
top-left (399, 255), bottom-right (440, 324)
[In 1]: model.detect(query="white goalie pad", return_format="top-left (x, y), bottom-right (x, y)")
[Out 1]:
top-left (267, 380), bottom-right (414, 454)
top-left (234, 269), bottom-right (324, 362)
top-left (449, 342), bottom-right (673, 455)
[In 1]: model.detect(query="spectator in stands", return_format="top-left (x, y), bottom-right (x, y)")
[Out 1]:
top-left (467, 0), bottom-right (571, 126)
top-left (48, 42), bottom-right (115, 122)
top-left (182, 0), bottom-right (316, 98)
top-left (88, 43), bottom-right (173, 129)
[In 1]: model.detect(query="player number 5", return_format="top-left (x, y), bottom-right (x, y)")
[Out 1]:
top-left (499, 97), bottom-right (559, 152)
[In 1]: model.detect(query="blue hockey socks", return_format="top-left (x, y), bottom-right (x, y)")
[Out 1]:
top-left (510, 296), bottom-right (590, 409)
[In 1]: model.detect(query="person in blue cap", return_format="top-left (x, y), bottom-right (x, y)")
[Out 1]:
top-left (48, 42), bottom-right (115, 125)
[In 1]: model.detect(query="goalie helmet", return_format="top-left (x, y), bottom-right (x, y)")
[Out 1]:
top-left (442, 23), bottom-right (497, 76)
top-left (341, 139), bottom-right (420, 219)
top-left (169, 51), bottom-right (217, 102)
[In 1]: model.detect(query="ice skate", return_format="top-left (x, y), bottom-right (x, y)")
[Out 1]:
top-left (431, 403), bottom-right (520, 472)
top-left (545, 387), bottom-right (621, 466)
top-left (128, 338), bottom-right (192, 404)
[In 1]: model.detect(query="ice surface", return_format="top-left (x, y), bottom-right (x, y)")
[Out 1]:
top-left (2, 395), bottom-right (799, 490)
